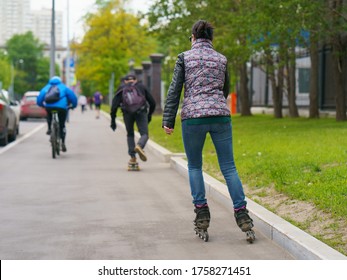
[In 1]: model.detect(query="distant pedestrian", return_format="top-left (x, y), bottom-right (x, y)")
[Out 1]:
top-left (110, 74), bottom-right (156, 170)
top-left (78, 94), bottom-right (87, 113)
top-left (162, 20), bottom-right (255, 242)
top-left (87, 96), bottom-right (94, 110)
top-left (93, 91), bottom-right (103, 119)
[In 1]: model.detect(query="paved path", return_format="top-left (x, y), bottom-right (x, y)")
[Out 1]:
top-left (0, 109), bottom-right (293, 260)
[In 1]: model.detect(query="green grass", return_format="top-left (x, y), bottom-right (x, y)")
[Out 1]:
top-left (149, 114), bottom-right (347, 221)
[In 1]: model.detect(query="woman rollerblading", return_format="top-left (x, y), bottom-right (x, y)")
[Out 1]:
top-left (234, 207), bottom-right (255, 243)
top-left (194, 204), bottom-right (210, 242)
top-left (162, 20), bottom-right (255, 244)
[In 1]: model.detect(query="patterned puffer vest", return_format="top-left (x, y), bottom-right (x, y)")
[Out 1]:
top-left (181, 39), bottom-right (230, 120)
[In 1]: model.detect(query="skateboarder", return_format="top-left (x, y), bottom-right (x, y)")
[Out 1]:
top-left (110, 74), bottom-right (156, 170)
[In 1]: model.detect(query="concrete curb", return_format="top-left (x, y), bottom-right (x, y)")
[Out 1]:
top-left (168, 156), bottom-right (346, 260)
top-left (105, 111), bottom-right (347, 260)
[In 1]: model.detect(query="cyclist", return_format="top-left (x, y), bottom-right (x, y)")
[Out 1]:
top-left (37, 76), bottom-right (77, 152)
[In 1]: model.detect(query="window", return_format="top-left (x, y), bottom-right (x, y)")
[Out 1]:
top-left (298, 68), bottom-right (310, 94)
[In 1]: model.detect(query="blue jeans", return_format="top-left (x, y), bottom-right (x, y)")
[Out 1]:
top-left (182, 120), bottom-right (246, 209)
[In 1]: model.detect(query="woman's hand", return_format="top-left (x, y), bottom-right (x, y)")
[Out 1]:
top-left (163, 126), bottom-right (174, 135)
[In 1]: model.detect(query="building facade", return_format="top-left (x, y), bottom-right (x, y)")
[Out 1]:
top-left (0, 0), bottom-right (32, 45)
top-left (0, 0), bottom-right (63, 47)
top-left (31, 8), bottom-right (63, 47)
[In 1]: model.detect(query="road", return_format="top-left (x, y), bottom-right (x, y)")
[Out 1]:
top-left (0, 109), bottom-right (293, 260)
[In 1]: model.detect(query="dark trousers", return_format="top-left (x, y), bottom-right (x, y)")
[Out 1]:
top-left (46, 108), bottom-right (67, 143)
top-left (123, 109), bottom-right (149, 158)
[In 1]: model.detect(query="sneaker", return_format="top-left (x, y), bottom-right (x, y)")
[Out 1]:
top-left (128, 157), bottom-right (139, 171)
top-left (62, 143), bottom-right (67, 152)
top-left (46, 129), bottom-right (51, 135)
top-left (134, 145), bottom-right (147, 161)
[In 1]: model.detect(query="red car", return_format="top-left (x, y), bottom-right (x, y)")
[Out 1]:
top-left (20, 91), bottom-right (47, 120)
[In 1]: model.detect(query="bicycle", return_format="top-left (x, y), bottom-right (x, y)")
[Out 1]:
top-left (50, 106), bottom-right (72, 159)
top-left (50, 110), bottom-right (61, 159)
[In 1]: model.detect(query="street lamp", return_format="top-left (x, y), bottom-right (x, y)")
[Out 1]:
top-left (18, 59), bottom-right (24, 70)
top-left (50, 0), bottom-right (56, 77)
top-left (65, 0), bottom-right (70, 87)
top-left (9, 59), bottom-right (24, 98)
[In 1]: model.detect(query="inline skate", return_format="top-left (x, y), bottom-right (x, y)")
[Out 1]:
top-left (234, 207), bottom-right (255, 243)
top-left (128, 157), bottom-right (140, 171)
top-left (193, 205), bottom-right (210, 242)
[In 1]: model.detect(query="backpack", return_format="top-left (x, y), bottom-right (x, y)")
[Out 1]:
top-left (121, 84), bottom-right (146, 113)
top-left (44, 85), bottom-right (61, 104)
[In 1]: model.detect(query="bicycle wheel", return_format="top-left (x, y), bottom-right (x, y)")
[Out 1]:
top-left (56, 129), bottom-right (60, 156)
top-left (51, 128), bottom-right (56, 159)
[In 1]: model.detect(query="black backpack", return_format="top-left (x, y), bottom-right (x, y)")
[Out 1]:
top-left (121, 84), bottom-right (146, 113)
top-left (44, 85), bottom-right (61, 104)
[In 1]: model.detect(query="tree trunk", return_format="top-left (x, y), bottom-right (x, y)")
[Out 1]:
top-left (329, 0), bottom-right (347, 121)
top-left (239, 62), bottom-right (252, 116)
top-left (266, 51), bottom-right (283, 118)
top-left (309, 39), bottom-right (320, 118)
top-left (275, 64), bottom-right (284, 118)
top-left (331, 45), bottom-right (347, 121)
top-left (287, 47), bottom-right (299, 118)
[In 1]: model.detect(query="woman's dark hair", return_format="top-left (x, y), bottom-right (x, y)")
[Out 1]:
top-left (191, 20), bottom-right (214, 41)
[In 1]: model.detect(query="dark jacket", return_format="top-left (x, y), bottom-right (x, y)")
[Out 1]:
top-left (110, 81), bottom-right (156, 121)
top-left (162, 39), bottom-right (230, 129)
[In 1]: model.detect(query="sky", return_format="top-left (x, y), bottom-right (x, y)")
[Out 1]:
top-left (30, 0), bottom-right (151, 45)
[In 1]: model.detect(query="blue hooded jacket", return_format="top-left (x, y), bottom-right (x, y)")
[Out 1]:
top-left (37, 76), bottom-right (77, 110)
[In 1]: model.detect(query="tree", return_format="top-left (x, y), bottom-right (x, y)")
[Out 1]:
top-left (73, 0), bottom-right (157, 96)
top-left (36, 57), bottom-right (53, 90)
top-left (326, 0), bottom-right (347, 121)
top-left (0, 53), bottom-right (11, 90)
top-left (296, 1), bottom-right (325, 119)
top-left (148, 0), bottom-right (347, 120)
top-left (204, 0), bottom-right (254, 116)
top-left (5, 32), bottom-right (47, 95)
top-left (148, 0), bottom-right (254, 116)
top-left (247, 0), bottom-right (310, 118)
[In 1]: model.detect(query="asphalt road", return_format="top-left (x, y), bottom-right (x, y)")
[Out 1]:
top-left (0, 108), bottom-right (293, 260)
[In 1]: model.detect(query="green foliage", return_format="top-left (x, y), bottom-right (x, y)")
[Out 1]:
top-left (0, 57), bottom-right (11, 89)
top-left (74, 0), bottom-right (157, 96)
top-left (4, 31), bottom-right (49, 96)
top-left (5, 31), bottom-right (44, 68)
top-left (147, 0), bottom-right (305, 90)
top-left (147, 0), bottom-right (347, 118)
top-left (36, 57), bottom-right (53, 90)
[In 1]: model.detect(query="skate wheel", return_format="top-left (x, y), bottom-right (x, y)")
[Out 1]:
top-left (203, 232), bottom-right (209, 242)
top-left (246, 230), bottom-right (255, 243)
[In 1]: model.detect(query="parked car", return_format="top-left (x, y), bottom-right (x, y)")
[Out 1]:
top-left (2, 90), bottom-right (21, 127)
top-left (0, 90), bottom-right (19, 146)
top-left (20, 91), bottom-right (47, 120)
